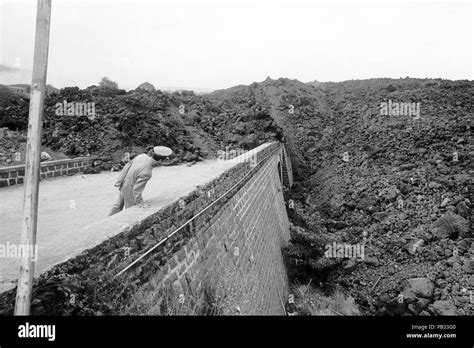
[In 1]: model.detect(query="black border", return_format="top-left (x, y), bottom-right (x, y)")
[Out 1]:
top-left (0, 316), bottom-right (472, 346)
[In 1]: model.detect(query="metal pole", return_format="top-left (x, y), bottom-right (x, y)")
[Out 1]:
top-left (14, 0), bottom-right (52, 315)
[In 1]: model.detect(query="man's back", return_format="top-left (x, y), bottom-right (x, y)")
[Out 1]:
top-left (123, 154), bottom-right (153, 188)
top-left (109, 146), bottom-right (172, 216)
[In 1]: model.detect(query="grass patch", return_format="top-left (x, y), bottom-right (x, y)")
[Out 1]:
top-left (290, 283), bottom-right (360, 316)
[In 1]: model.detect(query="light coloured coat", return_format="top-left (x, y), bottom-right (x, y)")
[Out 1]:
top-left (109, 154), bottom-right (154, 215)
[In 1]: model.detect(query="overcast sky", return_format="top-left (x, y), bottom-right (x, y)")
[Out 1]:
top-left (0, 0), bottom-right (472, 90)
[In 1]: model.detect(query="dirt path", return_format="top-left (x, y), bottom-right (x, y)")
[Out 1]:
top-left (0, 159), bottom-right (236, 291)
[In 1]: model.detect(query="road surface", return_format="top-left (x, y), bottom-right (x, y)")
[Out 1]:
top-left (0, 159), bottom-right (236, 292)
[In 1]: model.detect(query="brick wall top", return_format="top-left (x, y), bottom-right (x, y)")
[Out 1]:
top-left (23, 143), bottom-right (281, 274)
top-left (58, 142), bottom-right (280, 256)
top-left (282, 145), bottom-right (293, 187)
top-left (0, 156), bottom-right (98, 174)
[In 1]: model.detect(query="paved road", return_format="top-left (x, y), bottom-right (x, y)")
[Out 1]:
top-left (0, 160), bottom-right (236, 291)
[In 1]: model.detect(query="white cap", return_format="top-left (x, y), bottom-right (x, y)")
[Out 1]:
top-left (153, 146), bottom-right (173, 157)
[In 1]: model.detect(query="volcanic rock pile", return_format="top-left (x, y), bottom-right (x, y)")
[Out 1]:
top-left (0, 84), bottom-right (283, 169)
top-left (204, 77), bottom-right (472, 316)
top-left (272, 78), bottom-right (473, 316)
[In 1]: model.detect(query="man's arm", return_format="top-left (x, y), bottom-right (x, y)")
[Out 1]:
top-left (133, 171), bottom-right (152, 204)
top-left (114, 161), bottom-right (133, 188)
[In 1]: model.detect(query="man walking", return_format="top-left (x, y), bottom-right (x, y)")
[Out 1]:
top-left (109, 146), bottom-right (173, 216)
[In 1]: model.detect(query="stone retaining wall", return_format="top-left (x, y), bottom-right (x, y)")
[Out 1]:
top-left (0, 157), bottom-right (97, 188)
